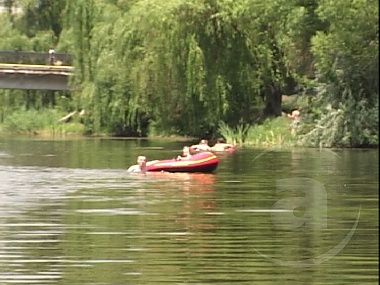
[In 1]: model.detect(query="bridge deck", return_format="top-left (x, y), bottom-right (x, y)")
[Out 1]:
top-left (0, 63), bottom-right (74, 75)
top-left (0, 63), bottom-right (74, 91)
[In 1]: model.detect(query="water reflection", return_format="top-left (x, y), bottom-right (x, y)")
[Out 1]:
top-left (149, 172), bottom-right (218, 235)
top-left (54, 171), bottom-right (220, 284)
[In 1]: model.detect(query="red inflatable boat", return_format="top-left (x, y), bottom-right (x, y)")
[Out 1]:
top-left (146, 151), bottom-right (218, 173)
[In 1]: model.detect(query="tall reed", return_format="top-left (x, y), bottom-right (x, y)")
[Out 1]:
top-left (218, 117), bottom-right (297, 147)
top-left (218, 121), bottom-right (251, 145)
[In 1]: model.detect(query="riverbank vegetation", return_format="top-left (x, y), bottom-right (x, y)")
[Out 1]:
top-left (219, 117), bottom-right (298, 148)
top-left (0, 109), bottom-right (86, 136)
top-left (0, 0), bottom-right (378, 148)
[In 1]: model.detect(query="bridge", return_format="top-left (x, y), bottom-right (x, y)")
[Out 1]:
top-left (0, 51), bottom-right (74, 91)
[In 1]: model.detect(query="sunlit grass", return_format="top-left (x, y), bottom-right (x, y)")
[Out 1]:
top-left (0, 109), bottom-right (85, 136)
top-left (218, 117), bottom-right (299, 147)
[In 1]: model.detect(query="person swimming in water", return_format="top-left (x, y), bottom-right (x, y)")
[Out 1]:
top-left (127, 156), bottom-right (160, 174)
top-left (127, 155), bottom-right (148, 173)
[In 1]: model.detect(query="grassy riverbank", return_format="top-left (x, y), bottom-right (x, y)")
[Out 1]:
top-left (0, 109), bottom-right (86, 136)
top-left (0, 109), bottom-right (299, 147)
top-left (218, 117), bottom-right (298, 148)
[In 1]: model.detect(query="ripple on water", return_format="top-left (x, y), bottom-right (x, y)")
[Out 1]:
top-left (75, 208), bottom-right (144, 215)
top-left (0, 149), bottom-right (378, 285)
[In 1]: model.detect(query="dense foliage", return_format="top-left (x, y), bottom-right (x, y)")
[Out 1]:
top-left (0, 0), bottom-right (378, 147)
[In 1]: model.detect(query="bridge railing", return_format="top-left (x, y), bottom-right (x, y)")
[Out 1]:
top-left (0, 51), bottom-right (73, 65)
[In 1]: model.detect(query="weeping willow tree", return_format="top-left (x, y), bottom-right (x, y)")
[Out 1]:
top-left (301, 0), bottom-right (379, 147)
top-left (120, 0), bottom-right (266, 135)
top-left (0, 0), bottom-right (376, 144)
top-left (66, 0), bottom-right (293, 136)
top-left (63, 0), bottom-right (128, 134)
top-left (61, 0), bottom-right (377, 142)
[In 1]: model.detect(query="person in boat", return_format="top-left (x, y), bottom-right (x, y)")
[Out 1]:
top-left (190, 139), bottom-right (212, 152)
top-left (176, 146), bottom-right (193, 160)
top-left (211, 138), bottom-right (235, 152)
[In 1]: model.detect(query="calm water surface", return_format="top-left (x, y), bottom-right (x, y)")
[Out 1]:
top-left (0, 137), bottom-right (378, 284)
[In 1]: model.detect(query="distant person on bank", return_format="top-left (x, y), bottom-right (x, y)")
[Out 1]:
top-left (288, 109), bottom-right (301, 135)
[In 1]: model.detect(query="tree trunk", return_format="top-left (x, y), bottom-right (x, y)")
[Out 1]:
top-left (263, 84), bottom-right (282, 117)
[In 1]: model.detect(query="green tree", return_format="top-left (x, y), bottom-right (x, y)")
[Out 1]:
top-left (302, 0), bottom-right (378, 147)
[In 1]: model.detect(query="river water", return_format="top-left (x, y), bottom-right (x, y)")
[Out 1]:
top-left (0, 136), bottom-right (378, 284)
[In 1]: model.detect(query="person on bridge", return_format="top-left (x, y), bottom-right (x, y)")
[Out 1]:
top-left (48, 48), bottom-right (55, 65)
